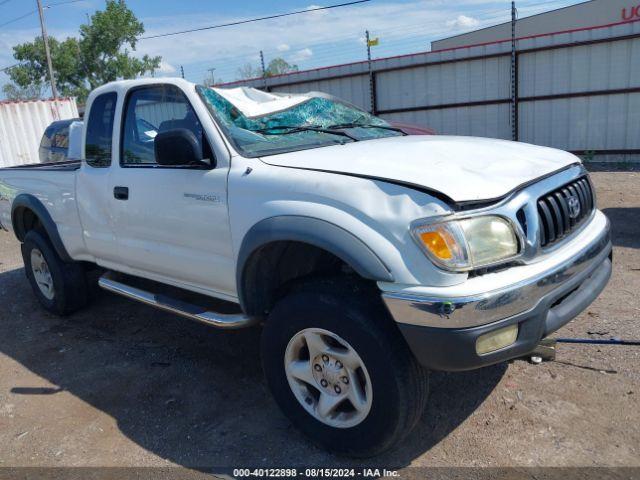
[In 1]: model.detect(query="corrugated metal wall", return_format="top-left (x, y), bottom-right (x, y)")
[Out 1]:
top-left (382, 104), bottom-right (512, 140)
top-left (0, 98), bottom-right (79, 167)
top-left (135, 100), bottom-right (189, 129)
top-left (518, 29), bottom-right (640, 159)
top-left (223, 20), bottom-right (640, 161)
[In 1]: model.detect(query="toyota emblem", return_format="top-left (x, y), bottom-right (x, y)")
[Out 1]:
top-left (567, 195), bottom-right (581, 219)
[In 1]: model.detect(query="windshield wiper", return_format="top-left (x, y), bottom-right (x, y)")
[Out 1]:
top-left (250, 125), bottom-right (359, 141)
top-left (326, 123), bottom-right (407, 135)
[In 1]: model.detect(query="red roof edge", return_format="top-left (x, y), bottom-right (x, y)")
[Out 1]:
top-left (0, 97), bottom-right (76, 106)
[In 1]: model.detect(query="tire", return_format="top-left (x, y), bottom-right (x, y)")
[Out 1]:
top-left (21, 230), bottom-right (88, 316)
top-left (261, 279), bottom-right (429, 457)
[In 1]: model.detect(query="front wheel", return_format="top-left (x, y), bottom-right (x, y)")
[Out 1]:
top-left (261, 280), bottom-right (429, 457)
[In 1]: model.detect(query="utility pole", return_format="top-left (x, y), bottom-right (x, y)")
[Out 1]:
top-left (365, 30), bottom-right (376, 115)
top-left (180, 65), bottom-right (185, 79)
top-left (36, 0), bottom-right (60, 117)
top-left (207, 67), bottom-right (216, 86)
top-left (510, 1), bottom-right (518, 142)
top-left (259, 50), bottom-right (267, 90)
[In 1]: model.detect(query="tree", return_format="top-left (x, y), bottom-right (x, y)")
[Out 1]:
top-left (234, 58), bottom-right (297, 81)
top-left (4, 0), bottom-right (160, 103)
top-left (6, 36), bottom-right (82, 99)
top-left (236, 63), bottom-right (262, 80)
top-left (265, 57), bottom-right (298, 76)
top-left (2, 83), bottom-right (45, 101)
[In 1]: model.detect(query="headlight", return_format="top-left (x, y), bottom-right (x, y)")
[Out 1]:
top-left (412, 216), bottom-right (519, 271)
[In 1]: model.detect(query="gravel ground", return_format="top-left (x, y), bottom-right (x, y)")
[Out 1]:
top-left (0, 168), bottom-right (638, 474)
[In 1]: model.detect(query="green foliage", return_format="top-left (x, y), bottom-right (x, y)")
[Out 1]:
top-left (265, 57), bottom-right (298, 76)
top-left (234, 58), bottom-right (298, 81)
top-left (2, 82), bottom-right (45, 101)
top-left (4, 0), bottom-right (160, 103)
top-left (581, 150), bottom-right (596, 163)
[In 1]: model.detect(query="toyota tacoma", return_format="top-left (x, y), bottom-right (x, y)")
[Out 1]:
top-left (0, 78), bottom-right (612, 457)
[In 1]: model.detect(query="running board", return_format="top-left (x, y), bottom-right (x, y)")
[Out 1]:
top-left (98, 272), bottom-right (256, 330)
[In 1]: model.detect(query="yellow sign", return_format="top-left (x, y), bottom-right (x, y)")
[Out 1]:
top-left (367, 37), bottom-right (379, 47)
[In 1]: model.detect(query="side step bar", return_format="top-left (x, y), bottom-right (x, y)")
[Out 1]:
top-left (98, 272), bottom-right (257, 330)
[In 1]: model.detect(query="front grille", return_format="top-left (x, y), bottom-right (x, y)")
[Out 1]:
top-left (537, 176), bottom-right (594, 248)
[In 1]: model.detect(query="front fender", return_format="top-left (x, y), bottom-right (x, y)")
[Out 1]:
top-left (236, 215), bottom-right (394, 313)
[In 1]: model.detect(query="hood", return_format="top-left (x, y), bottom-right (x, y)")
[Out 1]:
top-left (260, 135), bottom-right (580, 203)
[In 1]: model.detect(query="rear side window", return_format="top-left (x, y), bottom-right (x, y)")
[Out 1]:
top-left (85, 92), bottom-right (117, 168)
top-left (40, 126), bottom-right (54, 149)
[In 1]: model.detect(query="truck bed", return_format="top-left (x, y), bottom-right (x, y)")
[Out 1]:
top-left (0, 160), bottom-right (81, 239)
top-left (0, 160), bottom-right (81, 172)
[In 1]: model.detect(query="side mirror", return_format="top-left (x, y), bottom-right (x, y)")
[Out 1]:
top-left (154, 128), bottom-right (205, 167)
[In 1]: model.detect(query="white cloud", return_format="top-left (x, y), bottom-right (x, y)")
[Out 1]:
top-left (1, 0), bottom-right (583, 88)
top-left (290, 47), bottom-right (313, 62)
top-left (305, 4), bottom-right (330, 17)
top-left (157, 60), bottom-right (177, 74)
top-left (446, 15), bottom-right (480, 29)
top-left (122, 1), bottom-right (587, 83)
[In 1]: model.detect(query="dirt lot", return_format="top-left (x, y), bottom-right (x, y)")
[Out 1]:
top-left (0, 168), bottom-right (638, 474)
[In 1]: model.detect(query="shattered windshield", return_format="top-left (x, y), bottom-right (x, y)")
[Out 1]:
top-left (196, 86), bottom-right (403, 157)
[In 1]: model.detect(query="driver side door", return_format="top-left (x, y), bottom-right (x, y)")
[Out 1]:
top-left (109, 84), bottom-right (236, 299)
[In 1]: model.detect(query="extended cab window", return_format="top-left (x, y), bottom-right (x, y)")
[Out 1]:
top-left (85, 92), bottom-right (117, 168)
top-left (121, 85), bottom-right (212, 166)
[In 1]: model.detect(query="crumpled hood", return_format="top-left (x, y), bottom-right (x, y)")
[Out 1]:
top-left (260, 135), bottom-right (580, 203)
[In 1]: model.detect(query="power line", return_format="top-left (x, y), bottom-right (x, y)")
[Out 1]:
top-left (186, 27), bottom-right (440, 80)
top-left (46, 0), bottom-right (85, 7)
top-left (181, 23), bottom-right (433, 75)
top-left (0, 0), bottom-right (85, 30)
top-left (139, 0), bottom-right (371, 40)
top-left (0, 10), bottom-right (36, 28)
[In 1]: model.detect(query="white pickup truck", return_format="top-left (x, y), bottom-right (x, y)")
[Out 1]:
top-left (0, 78), bottom-right (611, 457)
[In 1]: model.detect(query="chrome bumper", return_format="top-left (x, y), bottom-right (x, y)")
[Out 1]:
top-left (383, 220), bottom-right (611, 330)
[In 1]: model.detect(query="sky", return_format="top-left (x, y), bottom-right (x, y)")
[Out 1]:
top-left (0, 0), bottom-right (586, 96)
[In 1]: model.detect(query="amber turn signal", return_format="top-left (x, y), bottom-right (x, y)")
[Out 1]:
top-left (419, 231), bottom-right (453, 260)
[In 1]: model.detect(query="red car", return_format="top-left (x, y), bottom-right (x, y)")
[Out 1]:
top-left (389, 121), bottom-right (436, 136)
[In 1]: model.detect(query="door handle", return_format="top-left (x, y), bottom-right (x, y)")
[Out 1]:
top-left (114, 186), bottom-right (129, 200)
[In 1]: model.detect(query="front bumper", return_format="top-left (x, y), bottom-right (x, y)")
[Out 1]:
top-left (383, 219), bottom-right (612, 371)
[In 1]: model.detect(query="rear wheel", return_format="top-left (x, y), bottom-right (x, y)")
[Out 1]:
top-left (261, 280), bottom-right (429, 457)
top-left (21, 230), bottom-right (88, 315)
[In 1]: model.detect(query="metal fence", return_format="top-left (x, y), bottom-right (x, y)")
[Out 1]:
top-left (219, 19), bottom-right (640, 162)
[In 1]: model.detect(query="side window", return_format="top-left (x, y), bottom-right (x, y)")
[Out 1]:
top-left (86, 92), bottom-right (117, 168)
top-left (52, 125), bottom-right (70, 149)
top-left (121, 85), bottom-right (212, 166)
